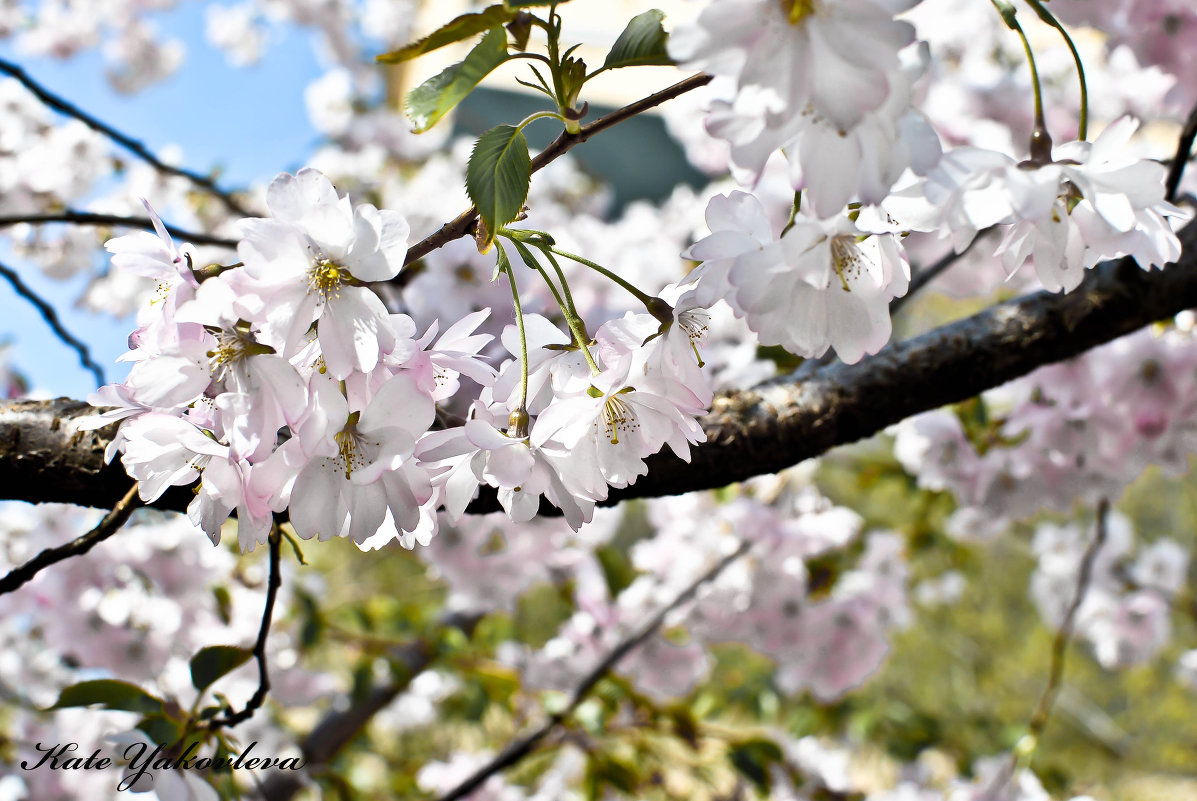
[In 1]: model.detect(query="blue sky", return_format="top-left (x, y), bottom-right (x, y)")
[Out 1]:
top-left (0, 4), bottom-right (327, 399)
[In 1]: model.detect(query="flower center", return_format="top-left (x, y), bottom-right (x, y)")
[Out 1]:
top-left (678, 309), bottom-right (710, 367)
top-left (333, 421), bottom-right (375, 479)
top-left (309, 259), bottom-right (348, 301)
top-left (779, 0), bottom-right (817, 24)
top-left (600, 391), bottom-right (639, 445)
top-left (830, 235), bottom-right (866, 292)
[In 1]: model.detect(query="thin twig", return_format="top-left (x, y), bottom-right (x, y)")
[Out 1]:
top-left (0, 210), bottom-right (239, 249)
top-left (435, 540), bottom-right (750, 801)
top-left (990, 498), bottom-right (1109, 795)
top-left (0, 259), bottom-right (106, 386)
top-left (0, 484), bottom-right (140, 596)
top-left (891, 231), bottom-right (988, 316)
top-left (0, 57), bottom-right (251, 218)
top-left (1166, 101), bottom-right (1197, 202)
top-left (208, 530), bottom-right (283, 732)
top-left (399, 73), bottom-right (713, 273)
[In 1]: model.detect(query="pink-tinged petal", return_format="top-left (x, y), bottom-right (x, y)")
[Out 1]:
top-left (319, 287), bottom-right (393, 379)
top-left (303, 202), bottom-right (356, 259)
top-left (799, 126), bottom-right (861, 218)
top-left (706, 190), bottom-right (772, 240)
top-left (237, 218), bottom-right (312, 283)
top-left (360, 372), bottom-right (436, 438)
top-left (464, 417), bottom-right (519, 450)
top-left (1088, 116), bottom-right (1139, 166)
top-left (345, 482), bottom-right (388, 545)
top-left (290, 462), bottom-right (344, 540)
top-left (267, 168), bottom-right (339, 222)
top-left (349, 205), bottom-right (409, 281)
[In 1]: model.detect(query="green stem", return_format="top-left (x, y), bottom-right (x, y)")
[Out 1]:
top-left (991, 0), bottom-right (1053, 162)
top-left (494, 241), bottom-right (530, 416)
top-left (542, 244), bottom-right (658, 310)
top-left (1023, 0), bottom-right (1088, 140)
top-left (780, 191), bottom-right (803, 237)
top-left (540, 248), bottom-right (601, 375)
top-left (505, 237), bottom-right (601, 376)
top-left (515, 109), bottom-right (566, 134)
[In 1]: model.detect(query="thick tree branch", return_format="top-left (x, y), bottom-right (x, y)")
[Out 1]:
top-left (1, 219), bottom-right (1196, 512)
top-left (0, 210), bottom-right (239, 249)
top-left (0, 58), bottom-right (252, 218)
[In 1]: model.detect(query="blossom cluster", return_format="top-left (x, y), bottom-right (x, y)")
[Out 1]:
top-left (0, 502), bottom-right (332, 800)
top-left (1030, 511), bottom-right (1189, 669)
top-left (895, 325), bottom-right (1197, 526)
top-left (86, 169), bottom-right (718, 551)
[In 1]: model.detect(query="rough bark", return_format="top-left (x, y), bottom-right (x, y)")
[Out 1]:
top-left (2, 219), bottom-right (1195, 513)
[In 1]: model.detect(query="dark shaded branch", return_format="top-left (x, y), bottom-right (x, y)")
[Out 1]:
top-left (3, 219), bottom-right (1197, 513)
top-left (0, 57), bottom-right (252, 218)
top-left (208, 530), bottom-right (283, 732)
top-left (0, 211), bottom-right (239, 249)
top-left (0, 483), bottom-right (140, 595)
top-left (0, 259), bottom-right (106, 386)
top-left (1166, 101), bottom-right (1197, 202)
top-left (254, 614), bottom-right (481, 801)
top-left (990, 499), bottom-right (1109, 794)
top-left (435, 541), bottom-right (750, 801)
top-left (890, 229), bottom-right (989, 316)
top-left (398, 73), bottom-right (713, 272)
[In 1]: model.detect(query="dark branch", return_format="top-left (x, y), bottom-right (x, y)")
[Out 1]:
top-left (2, 219), bottom-right (1197, 513)
top-left (254, 615), bottom-right (480, 801)
top-left (890, 230), bottom-right (989, 316)
top-left (398, 73), bottom-right (714, 272)
top-left (0, 259), bottom-right (107, 386)
top-left (0, 210), bottom-right (239, 249)
top-left (0, 484), bottom-right (140, 595)
top-left (1028, 498), bottom-right (1108, 738)
top-left (1166, 101), bottom-right (1197, 202)
top-left (434, 541), bottom-right (750, 801)
top-left (0, 57), bottom-right (252, 218)
top-left (208, 530), bottom-right (283, 732)
top-left (989, 498), bottom-right (1109, 794)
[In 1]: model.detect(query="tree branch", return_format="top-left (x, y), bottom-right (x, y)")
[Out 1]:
top-left (1166, 100), bottom-right (1197, 202)
top-left (0, 57), bottom-right (252, 218)
top-left (434, 541), bottom-right (750, 801)
top-left (0, 210), bottom-right (239, 249)
top-left (989, 499), bottom-right (1109, 794)
top-left (0, 259), bottom-right (107, 386)
top-left (0, 483), bottom-right (140, 595)
top-left (1, 219), bottom-right (1197, 512)
top-left (208, 529), bottom-right (283, 732)
top-left (398, 73), bottom-right (714, 272)
top-left (253, 614), bottom-right (481, 801)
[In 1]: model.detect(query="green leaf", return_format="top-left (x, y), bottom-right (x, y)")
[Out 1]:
top-left (136, 714), bottom-right (185, 746)
top-left (51, 680), bottom-right (163, 715)
top-left (190, 645), bottom-right (253, 692)
top-left (595, 544), bottom-right (639, 597)
top-left (377, 6), bottom-right (516, 64)
top-left (466, 124), bottom-right (531, 250)
top-left (602, 10), bottom-right (673, 70)
top-left (728, 738), bottom-right (785, 795)
top-left (506, 0), bottom-right (573, 7)
top-left (406, 28), bottom-right (510, 133)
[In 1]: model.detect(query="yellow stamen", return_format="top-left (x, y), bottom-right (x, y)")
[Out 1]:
top-left (780, 0), bottom-right (817, 24)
